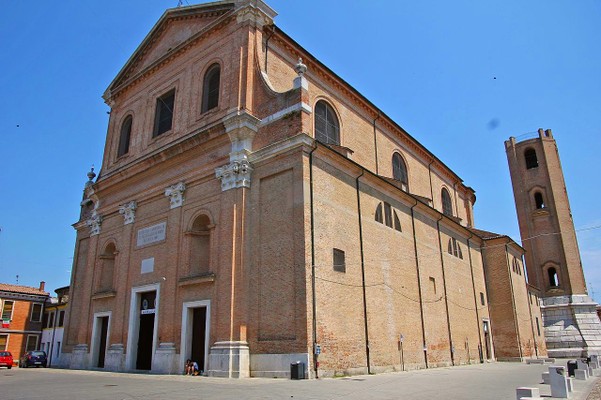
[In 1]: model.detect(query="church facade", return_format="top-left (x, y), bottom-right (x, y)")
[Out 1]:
top-left (62, 0), bottom-right (545, 377)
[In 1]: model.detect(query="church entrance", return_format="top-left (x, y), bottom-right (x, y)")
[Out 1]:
top-left (96, 316), bottom-right (109, 368)
top-left (190, 307), bottom-right (207, 371)
top-left (136, 291), bottom-right (156, 370)
top-left (181, 300), bottom-right (210, 374)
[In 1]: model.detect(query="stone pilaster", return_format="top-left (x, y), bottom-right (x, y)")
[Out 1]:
top-left (208, 341), bottom-right (250, 378)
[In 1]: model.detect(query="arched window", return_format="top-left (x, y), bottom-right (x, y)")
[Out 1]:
top-left (189, 214), bottom-right (212, 276)
top-left (314, 100), bottom-right (340, 145)
top-left (375, 202), bottom-right (401, 232)
top-left (441, 188), bottom-right (453, 216)
top-left (525, 148), bottom-right (538, 169)
top-left (201, 64), bottom-right (220, 112)
top-left (513, 257), bottom-right (522, 275)
top-left (99, 243), bottom-right (116, 292)
top-left (548, 267), bottom-right (559, 287)
top-left (534, 192), bottom-right (545, 209)
top-left (117, 115), bottom-right (132, 157)
top-left (375, 203), bottom-right (383, 224)
top-left (392, 153), bottom-right (408, 191)
top-left (447, 238), bottom-right (463, 259)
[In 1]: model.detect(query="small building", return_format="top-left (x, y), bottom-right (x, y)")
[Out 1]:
top-left (0, 282), bottom-right (49, 361)
top-left (41, 286), bottom-right (70, 367)
top-left (474, 229), bottom-right (547, 360)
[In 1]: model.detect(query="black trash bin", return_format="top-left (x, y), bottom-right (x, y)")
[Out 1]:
top-left (290, 362), bottom-right (305, 379)
top-left (567, 360), bottom-right (578, 377)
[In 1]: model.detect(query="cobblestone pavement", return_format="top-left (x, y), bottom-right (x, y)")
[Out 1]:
top-left (0, 360), bottom-right (598, 400)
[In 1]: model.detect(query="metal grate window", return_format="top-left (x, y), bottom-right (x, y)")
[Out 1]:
top-left (117, 115), bottom-right (132, 157)
top-left (392, 152), bottom-right (408, 191)
top-left (333, 248), bottom-right (346, 273)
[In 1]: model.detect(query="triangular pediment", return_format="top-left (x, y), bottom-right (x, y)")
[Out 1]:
top-left (106, 2), bottom-right (236, 99)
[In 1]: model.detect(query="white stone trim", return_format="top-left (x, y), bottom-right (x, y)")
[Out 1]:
top-left (259, 102), bottom-right (312, 128)
top-left (180, 300), bottom-right (211, 374)
top-left (125, 283), bottom-right (161, 371)
top-left (90, 311), bottom-right (111, 368)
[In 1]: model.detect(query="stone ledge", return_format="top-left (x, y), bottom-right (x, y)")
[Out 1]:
top-left (178, 273), bottom-right (216, 287)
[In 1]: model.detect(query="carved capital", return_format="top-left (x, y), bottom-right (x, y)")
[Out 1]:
top-left (119, 201), bottom-right (137, 225)
top-left (86, 210), bottom-right (102, 236)
top-left (215, 160), bottom-right (253, 191)
top-left (165, 182), bottom-right (186, 209)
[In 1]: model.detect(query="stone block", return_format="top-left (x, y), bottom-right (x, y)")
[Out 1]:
top-left (548, 366), bottom-right (569, 399)
top-left (516, 387), bottom-right (540, 400)
top-left (541, 372), bottom-right (549, 384)
top-left (575, 369), bottom-right (588, 380)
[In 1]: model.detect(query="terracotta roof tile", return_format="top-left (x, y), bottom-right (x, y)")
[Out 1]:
top-left (0, 283), bottom-right (49, 296)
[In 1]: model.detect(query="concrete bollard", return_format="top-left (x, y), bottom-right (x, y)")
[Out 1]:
top-left (591, 355), bottom-right (600, 369)
top-left (516, 387), bottom-right (540, 400)
top-left (577, 359), bottom-right (588, 370)
top-left (541, 372), bottom-right (550, 384)
top-left (549, 366), bottom-right (570, 398)
top-left (575, 369), bottom-right (588, 380)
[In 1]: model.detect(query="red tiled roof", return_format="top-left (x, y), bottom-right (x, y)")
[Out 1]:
top-left (0, 283), bottom-right (49, 296)
top-left (469, 228), bottom-right (506, 240)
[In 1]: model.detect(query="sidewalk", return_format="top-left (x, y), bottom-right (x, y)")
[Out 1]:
top-left (1, 359), bottom-right (598, 400)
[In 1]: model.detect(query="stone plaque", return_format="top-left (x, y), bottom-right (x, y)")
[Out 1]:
top-left (137, 222), bottom-right (166, 247)
top-left (141, 257), bottom-right (154, 274)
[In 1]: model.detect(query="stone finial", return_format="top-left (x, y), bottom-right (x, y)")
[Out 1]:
top-left (165, 182), bottom-right (186, 209)
top-left (85, 167), bottom-right (96, 188)
top-left (86, 209), bottom-right (102, 236)
top-left (119, 201), bottom-right (137, 225)
top-left (295, 58), bottom-right (307, 77)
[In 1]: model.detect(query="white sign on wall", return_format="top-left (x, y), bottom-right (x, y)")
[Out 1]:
top-left (137, 222), bottom-right (166, 247)
top-left (141, 258), bottom-right (155, 274)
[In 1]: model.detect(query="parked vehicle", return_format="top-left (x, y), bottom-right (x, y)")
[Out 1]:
top-left (20, 351), bottom-right (47, 368)
top-left (0, 351), bottom-right (13, 369)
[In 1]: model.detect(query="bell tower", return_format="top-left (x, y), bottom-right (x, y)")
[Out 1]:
top-left (506, 128), bottom-right (601, 357)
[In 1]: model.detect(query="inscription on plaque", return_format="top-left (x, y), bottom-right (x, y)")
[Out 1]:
top-left (137, 222), bottom-right (166, 247)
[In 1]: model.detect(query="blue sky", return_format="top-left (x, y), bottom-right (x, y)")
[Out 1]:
top-left (1, 1), bottom-right (600, 300)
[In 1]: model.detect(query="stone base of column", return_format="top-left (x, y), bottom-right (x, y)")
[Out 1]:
top-left (542, 295), bottom-right (601, 358)
top-left (105, 343), bottom-right (124, 371)
top-left (70, 344), bottom-right (89, 369)
top-left (153, 342), bottom-right (178, 374)
top-left (207, 341), bottom-right (250, 378)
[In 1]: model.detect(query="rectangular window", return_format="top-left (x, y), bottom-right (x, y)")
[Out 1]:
top-left (333, 248), bottom-right (346, 273)
top-left (31, 303), bottom-right (42, 322)
top-left (25, 335), bottom-right (38, 352)
top-left (153, 89), bottom-right (175, 137)
top-left (536, 317), bottom-right (541, 336)
top-left (0, 334), bottom-right (7, 351)
top-left (48, 312), bottom-right (55, 328)
top-left (56, 341), bottom-right (61, 358)
top-left (2, 300), bottom-right (14, 321)
top-left (58, 310), bottom-right (65, 327)
top-left (480, 292), bottom-right (486, 306)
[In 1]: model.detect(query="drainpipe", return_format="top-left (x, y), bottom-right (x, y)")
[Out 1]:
top-left (428, 161), bottom-right (434, 203)
top-left (436, 216), bottom-right (454, 365)
top-left (264, 27), bottom-right (274, 71)
top-left (309, 144), bottom-right (319, 378)
top-left (411, 200), bottom-right (428, 368)
top-left (505, 244), bottom-right (523, 359)
top-left (466, 233), bottom-right (483, 364)
top-left (355, 169), bottom-right (371, 374)
top-left (372, 113), bottom-right (381, 175)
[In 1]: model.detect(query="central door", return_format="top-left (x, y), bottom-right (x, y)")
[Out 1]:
top-left (136, 291), bottom-right (156, 370)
